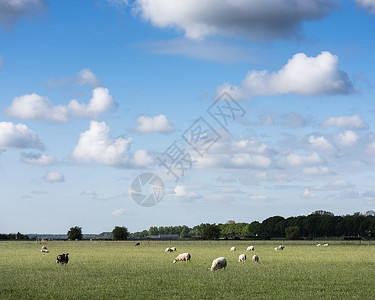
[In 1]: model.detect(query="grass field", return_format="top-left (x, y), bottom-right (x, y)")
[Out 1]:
top-left (1, 240), bottom-right (375, 299)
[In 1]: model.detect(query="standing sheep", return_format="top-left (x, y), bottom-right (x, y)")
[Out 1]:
top-left (170, 247), bottom-right (177, 252)
top-left (238, 254), bottom-right (246, 262)
top-left (246, 246), bottom-right (254, 252)
top-left (173, 253), bottom-right (191, 263)
top-left (230, 247), bottom-right (236, 252)
top-left (165, 247), bottom-right (173, 253)
top-left (252, 255), bottom-right (259, 263)
top-left (210, 257), bottom-right (227, 271)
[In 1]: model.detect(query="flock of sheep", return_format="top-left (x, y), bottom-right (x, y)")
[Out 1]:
top-left (40, 242), bottom-right (328, 271)
top-left (167, 245), bottom-right (266, 272)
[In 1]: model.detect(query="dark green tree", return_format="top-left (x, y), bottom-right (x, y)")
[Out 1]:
top-left (285, 226), bottom-right (300, 240)
top-left (202, 224), bottom-right (220, 240)
top-left (67, 226), bottom-right (82, 240)
top-left (112, 226), bottom-right (129, 240)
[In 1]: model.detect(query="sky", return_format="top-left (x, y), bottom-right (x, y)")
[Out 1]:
top-left (1, 0), bottom-right (375, 234)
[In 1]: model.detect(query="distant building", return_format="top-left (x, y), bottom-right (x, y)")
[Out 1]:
top-left (147, 234), bottom-right (179, 239)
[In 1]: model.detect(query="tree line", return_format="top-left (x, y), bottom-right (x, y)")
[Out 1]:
top-left (130, 210), bottom-right (375, 240)
top-left (2, 211), bottom-right (375, 240)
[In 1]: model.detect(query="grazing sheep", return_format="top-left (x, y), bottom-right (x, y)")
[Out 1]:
top-left (165, 247), bottom-right (173, 253)
top-left (246, 246), bottom-right (254, 252)
top-left (322, 243), bottom-right (329, 247)
top-left (317, 244), bottom-right (321, 247)
top-left (238, 254), bottom-right (246, 262)
top-left (275, 245), bottom-right (285, 250)
top-left (41, 249), bottom-right (49, 253)
top-left (56, 253), bottom-right (69, 265)
top-left (41, 246), bottom-right (47, 250)
top-left (135, 242), bottom-right (140, 246)
top-left (170, 247), bottom-right (177, 252)
top-left (173, 253), bottom-right (191, 263)
top-left (252, 255), bottom-right (259, 263)
top-left (210, 257), bottom-right (227, 272)
top-left (230, 247), bottom-right (236, 252)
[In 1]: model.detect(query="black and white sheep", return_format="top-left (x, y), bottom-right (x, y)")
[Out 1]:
top-left (238, 254), bottom-right (246, 262)
top-left (170, 247), bottom-right (177, 252)
top-left (56, 253), bottom-right (69, 265)
top-left (165, 247), bottom-right (173, 253)
top-left (252, 255), bottom-right (259, 263)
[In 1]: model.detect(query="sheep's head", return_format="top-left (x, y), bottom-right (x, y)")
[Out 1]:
top-left (173, 259), bottom-right (177, 264)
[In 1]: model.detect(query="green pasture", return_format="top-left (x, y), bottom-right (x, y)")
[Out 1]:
top-left (0, 240), bottom-right (374, 299)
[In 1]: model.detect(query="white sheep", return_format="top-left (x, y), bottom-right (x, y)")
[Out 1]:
top-left (238, 254), bottom-right (246, 262)
top-left (252, 255), bottom-right (259, 263)
top-left (210, 257), bottom-right (227, 271)
top-left (173, 253), bottom-right (191, 263)
top-left (246, 246), bottom-right (254, 252)
top-left (170, 247), bottom-right (177, 252)
top-left (275, 245), bottom-right (285, 250)
top-left (165, 247), bottom-right (173, 253)
top-left (322, 243), bottom-right (329, 247)
top-left (317, 244), bottom-right (321, 247)
top-left (230, 247), bottom-right (236, 252)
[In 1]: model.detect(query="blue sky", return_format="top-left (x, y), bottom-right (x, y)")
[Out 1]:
top-left (1, 0), bottom-right (375, 234)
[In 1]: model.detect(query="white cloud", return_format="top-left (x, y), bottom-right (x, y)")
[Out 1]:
top-left (72, 120), bottom-right (152, 167)
top-left (133, 0), bottom-right (336, 40)
top-left (308, 135), bottom-right (337, 154)
top-left (6, 87), bottom-right (116, 122)
top-left (301, 188), bottom-right (317, 198)
top-left (355, 0), bottom-right (375, 15)
top-left (174, 185), bottom-right (199, 198)
top-left (315, 180), bottom-right (355, 191)
top-left (81, 189), bottom-right (97, 196)
top-left (279, 152), bottom-right (323, 167)
top-left (302, 166), bottom-right (331, 175)
top-left (76, 68), bottom-right (100, 86)
top-left (6, 93), bottom-right (68, 122)
top-left (248, 194), bottom-right (268, 201)
top-left (130, 149), bottom-right (153, 167)
top-left (136, 114), bottom-right (174, 133)
top-left (321, 114), bottom-right (367, 129)
top-left (195, 136), bottom-right (272, 169)
top-left (68, 87), bottom-right (115, 118)
top-left (0, 122), bottom-right (44, 150)
top-left (112, 208), bottom-right (126, 216)
top-left (217, 51), bottom-right (353, 99)
top-left (0, 0), bottom-right (47, 28)
top-left (44, 171), bottom-right (65, 183)
top-left (334, 130), bottom-right (359, 147)
top-left (48, 68), bottom-right (100, 87)
top-left (20, 152), bottom-right (56, 165)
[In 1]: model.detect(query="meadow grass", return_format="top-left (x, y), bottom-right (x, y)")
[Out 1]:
top-left (1, 240), bottom-right (375, 299)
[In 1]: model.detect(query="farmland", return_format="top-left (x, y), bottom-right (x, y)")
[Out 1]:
top-left (1, 241), bottom-right (375, 299)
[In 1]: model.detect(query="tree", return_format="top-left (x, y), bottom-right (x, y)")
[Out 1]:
top-left (67, 226), bottom-right (82, 240)
top-left (112, 226), bottom-right (129, 240)
top-left (202, 224), bottom-right (220, 240)
top-left (285, 226), bottom-right (300, 240)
